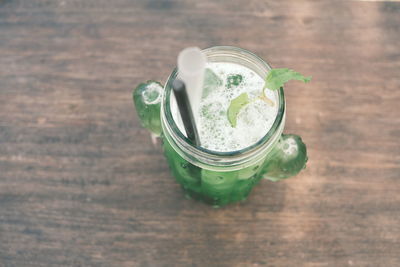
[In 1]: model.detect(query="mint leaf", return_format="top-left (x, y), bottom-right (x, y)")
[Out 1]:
top-left (203, 68), bottom-right (222, 98)
top-left (227, 93), bottom-right (249, 127)
top-left (264, 68), bottom-right (311, 91)
top-left (226, 74), bottom-right (243, 89)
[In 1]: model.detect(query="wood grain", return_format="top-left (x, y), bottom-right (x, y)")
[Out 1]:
top-left (0, 0), bottom-right (399, 266)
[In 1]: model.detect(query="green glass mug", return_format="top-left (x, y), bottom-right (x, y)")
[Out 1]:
top-left (133, 46), bottom-right (307, 207)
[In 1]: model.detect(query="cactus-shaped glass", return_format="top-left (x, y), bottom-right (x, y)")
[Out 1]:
top-left (133, 46), bottom-right (307, 207)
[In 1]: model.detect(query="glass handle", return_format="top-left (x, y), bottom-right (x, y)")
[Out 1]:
top-left (262, 134), bottom-right (308, 182)
top-left (133, 81), bottom-right (163, 135)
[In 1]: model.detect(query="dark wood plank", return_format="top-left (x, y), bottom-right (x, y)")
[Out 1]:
top-left (0, 0), bottom-right (399, 266)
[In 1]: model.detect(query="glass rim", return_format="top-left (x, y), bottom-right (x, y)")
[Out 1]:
top-left (162, 46), bottom-right (285, 162)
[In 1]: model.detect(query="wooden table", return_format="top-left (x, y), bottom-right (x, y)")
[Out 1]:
top-left (1, 0), bottom-right (399, 266)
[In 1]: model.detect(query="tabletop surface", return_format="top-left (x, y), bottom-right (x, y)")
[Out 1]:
top-left (1, 0), bottom-right (400, 266)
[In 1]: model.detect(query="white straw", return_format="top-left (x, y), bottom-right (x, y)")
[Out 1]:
top-left (177, 47), bottom-right (206, 122)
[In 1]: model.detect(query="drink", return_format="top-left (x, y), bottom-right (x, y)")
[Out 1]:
top-left (133, 46), bottom-right (307, 207)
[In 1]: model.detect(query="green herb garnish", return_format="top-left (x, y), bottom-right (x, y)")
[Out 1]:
top-left (227, 68), bottom-right (311, 127)
top-left (226, 74), bottom-right (243, 89)
top-left (227, 93), bottom-right (249, 127)
top-left (264, 68), bottom-right (311, 91)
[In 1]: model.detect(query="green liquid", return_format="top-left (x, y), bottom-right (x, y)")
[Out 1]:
top-left (162, 136), bottom-right (262, 206)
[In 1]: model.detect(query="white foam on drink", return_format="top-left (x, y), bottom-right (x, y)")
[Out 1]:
top-left (172, 62), bottom-right (279, 152)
